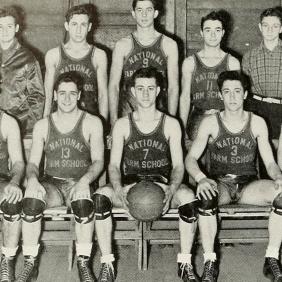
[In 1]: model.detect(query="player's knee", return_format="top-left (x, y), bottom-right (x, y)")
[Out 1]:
top-left (198, 193), bottom-right (218, 216)
top-left (93, 193), bottom-right (112, 220)
top-left (71, 198), bottom-right (94, 224)
top-left (178, 200), bottom-right (198, 223)
top-left (0, 200), bottom-right (22, 222)
top-left (272, 193), bottom-right (282, 215)
top-left (22, 198), bottom-right (46, 223)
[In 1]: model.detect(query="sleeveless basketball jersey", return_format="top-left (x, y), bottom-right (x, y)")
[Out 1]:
top-left (120, 34), bottom-right (168, 116)
top-left (208, 112), bottom-right (257, 176)
top-left (122, 113), bottom-right (171, 182)
top-left (0, 112), bottom-right (9, 176)
top-left (191, 53), bottom-right (230, 111)
top-left (45, 111), bottom-right (92, 179)
top-left (55, 44), bottom-right (98, 115)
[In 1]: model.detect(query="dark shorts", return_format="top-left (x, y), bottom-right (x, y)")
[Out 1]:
top-left (215, 174), bottom-right (258, 204)
top-left (245, 97), bottom-right (282, 139)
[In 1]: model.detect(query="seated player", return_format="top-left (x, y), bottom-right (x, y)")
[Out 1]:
top-left (94, 67), bottom-right (199, 282)
top-left (17, 72), bottom-right (104, 282)
top-left (186, 70), bottom-right (282, 282)
top-left (0, 112), bottom-right (25, 281)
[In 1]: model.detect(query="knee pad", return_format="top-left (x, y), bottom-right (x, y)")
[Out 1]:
top-left (71, 198), bottom-right (94, 224)
top-left (92, 193), bottom-right (112, 220)
top-left (178, 200), bottom-right (198, 223)
top-left (272, 193), bottom-right (282, 215)
top-left (0, 200), bottom-right (22, 222)
top-left (198, 193), bottom-right (218, 216)
top-left (22, 198), bottom-right (46, 223)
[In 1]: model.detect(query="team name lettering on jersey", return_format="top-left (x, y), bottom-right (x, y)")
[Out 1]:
top-left (58, 64), bottom-right (93, 78)
top-left (48, 138), bottom-right (85, 153)
top-left (127, 139), bottom-right (167, 152)
top-left (128, 51), bottom-right (163, 66)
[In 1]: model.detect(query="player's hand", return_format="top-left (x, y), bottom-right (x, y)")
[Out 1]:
top-left (117, 183), bottom-right (136, 211)
top-left (25, 178), bottom-right (46, 201)
top-left (274, 175), bottom-right (282, 191)
top-left (69, 179), bottom-right (90, 201)
top-left (3, 182), bottom-right (23, 204)
top-left (157, 183), bottom-right (173, 215)
top-left (197, 178), bottom-right (218, 200)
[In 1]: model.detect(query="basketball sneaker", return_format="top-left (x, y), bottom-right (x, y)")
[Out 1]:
top-left (0, 254), bottom-right (15, 282)
top-left (77, 256), bottom-right (95, 282)
top-left (263, 257), bottom-right (282, 282)
top-left (178, 262), bottom-right (199, 282)
top-left (201, 260), bottom-right (218, 282)
top-left (97, 262), bottom-right (115, 282)
top-left (16, 256), bottom-right (38, 282)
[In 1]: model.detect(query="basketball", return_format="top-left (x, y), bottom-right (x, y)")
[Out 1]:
top-left (127, 180), bottom-right (165, 221)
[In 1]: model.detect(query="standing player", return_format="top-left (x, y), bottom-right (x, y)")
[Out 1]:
top-left (180, 11), bottom-right (240, 147)
top-left (0, 6), bottom-right (45, 156)
top-left (108, 0), bottom-right (179, 125)
top-left (0, 112), bottom-right (25, 282)
top-left (17, 72), bottom-right (104, 282)
top-left (242, 7), bottom-right (282, 149)
top-left (44, 4), bottom-right (108, 119)
top-left (95, 67), bottom-right (199, 282)
top-left (186, 71), bottom-right (282, 281)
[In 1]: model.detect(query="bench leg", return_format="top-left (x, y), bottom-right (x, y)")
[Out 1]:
top-left (143, 221), bottom-right (152, 271)
top-left (68, 218), bottom-right (76, 271)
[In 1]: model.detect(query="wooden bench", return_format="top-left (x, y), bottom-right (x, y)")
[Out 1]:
top-left (0, 207), bottom-right (143, 271)
top-left (142, 204), bottom-right (271, 270)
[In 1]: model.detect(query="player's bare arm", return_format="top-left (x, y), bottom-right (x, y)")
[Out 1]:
top-left (108, 38), bottom-right (131, 126)
top-left (93, 48), bottom-right (108, 120)
top-left (2, 114), bottom-right (25, 203)
top-left (228, 55), bottom-right (241, 71)
top-left (44, 47), bottom-right (60, 117)
top-left (186, 115), bottom-right (218, 199)
top-left (163, 36), bottom-right (179, 116)
top-left (179, 56), bottom-right (195, 132)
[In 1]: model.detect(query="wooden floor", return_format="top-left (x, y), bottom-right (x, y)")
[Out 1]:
top-left (11, 243), bottom-right (273, 282)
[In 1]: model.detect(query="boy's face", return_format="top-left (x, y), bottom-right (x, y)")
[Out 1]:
top-left (201, 19), bottom-right (224, 47)
top-left (65, 14), bottom-right (92, 43)
top-left (132, 1), bottom-right (158, 28)
top-left (259, 16), bottom-right (282, 42)
top-left (0, 16), bottom-right (19, 46)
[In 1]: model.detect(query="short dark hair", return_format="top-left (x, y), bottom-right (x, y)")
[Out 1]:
top-left (132, 0), bottom-right (159, 11)
top-left (217, 71), bottom-right (248, 92)
top-left (201, 11), bottom-right (225, 31)
top-left (65, 4), bottom-right (92, 23)
top-left (53, 72), bottom-right (83, 92)
top-left (260, 7), bottom-right (282, 24)
top-left (131, 67), bottom-right (162, 87)
top-left (0, 6), bottom-right (20, 25)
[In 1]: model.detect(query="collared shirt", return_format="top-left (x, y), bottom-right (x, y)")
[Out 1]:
top-left (242, 40), bottom-right (282, 98)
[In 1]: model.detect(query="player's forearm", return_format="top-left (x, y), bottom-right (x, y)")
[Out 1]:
top-left (108, 84), bottom-right (119, 126)
top-left (169, 165), bottom-right (184, 193)
top-left (98, 91), bottom-right (108, 120)
top-left (43, 89), bottom-right (53, 118)
top-left (108, 164), bottom-right (122, 191)
top-left (179, 93), bottom-right (191, 130)
top-left (266, 162), bottom-right (282, 181)
top-left (79, 160), bottom-right (104, 185)
top-left (168, 86), bottom-right (179, 116)
top-left (186, 155), bottom-right (205, 181)
top-left (26, 162), bottom-right (40, 182)
top-left (10, 161), bottom-right (25, 186)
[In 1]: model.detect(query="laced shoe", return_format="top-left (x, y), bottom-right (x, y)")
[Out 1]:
top-left (0, 254), bottom-right (15, 282)
top-left (77, 256), bottom-right (95, 282)
top-left (97, 263), bottom-right (115, 282)
top-left (263, 257), bottom-right (282, 282)
top-left (178, 262), bottom-right (199, 282)
top-left (201, 260), bottom-right (218, 282)
top-left (16, 256), bottom-right (38, 282)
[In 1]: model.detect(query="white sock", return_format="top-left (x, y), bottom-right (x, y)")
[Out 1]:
top-left (22, 244), bottom-right (40, 257)
top-left (177, 253), bottom-right (192, 264)
top-left (76, 243), bottom-right (92, 257)
top-left (101, 254), bottom-right (115, 264)
top-left (203, 252), bottom-right (216, 262)
top-left (265, 246), bottom-right (279, 259)
top-left (1, 246), bottom-right (18, 257)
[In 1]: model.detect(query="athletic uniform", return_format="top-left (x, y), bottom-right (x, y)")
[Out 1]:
top-left (120, 34), bottom-right (168, 116)
top-left (122, 112), bottom-right (171, 184)
top-left (208, 112), bottom-right (257, 203)
top-left (42, 111), bottom-right (93, 207)
top-left (54, 44), bottom-right (98, 115)
top-left (187, 53), bottom-right (230, 140)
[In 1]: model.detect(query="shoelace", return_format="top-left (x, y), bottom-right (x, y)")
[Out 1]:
top-left (203, 261), bottom-right (215, 281)
top-left (1, 257), bottom-right (11, 281)
top-left (100, 263), bottom-right (113, 282)
top-left (17, 259), bottom-right (35, 282)
top-left (78, 259), bottom-right (93, 282)
top-left (269, 258), bottom-right (282, 278)
top-left (179, 263), bottom-right (195, 279)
